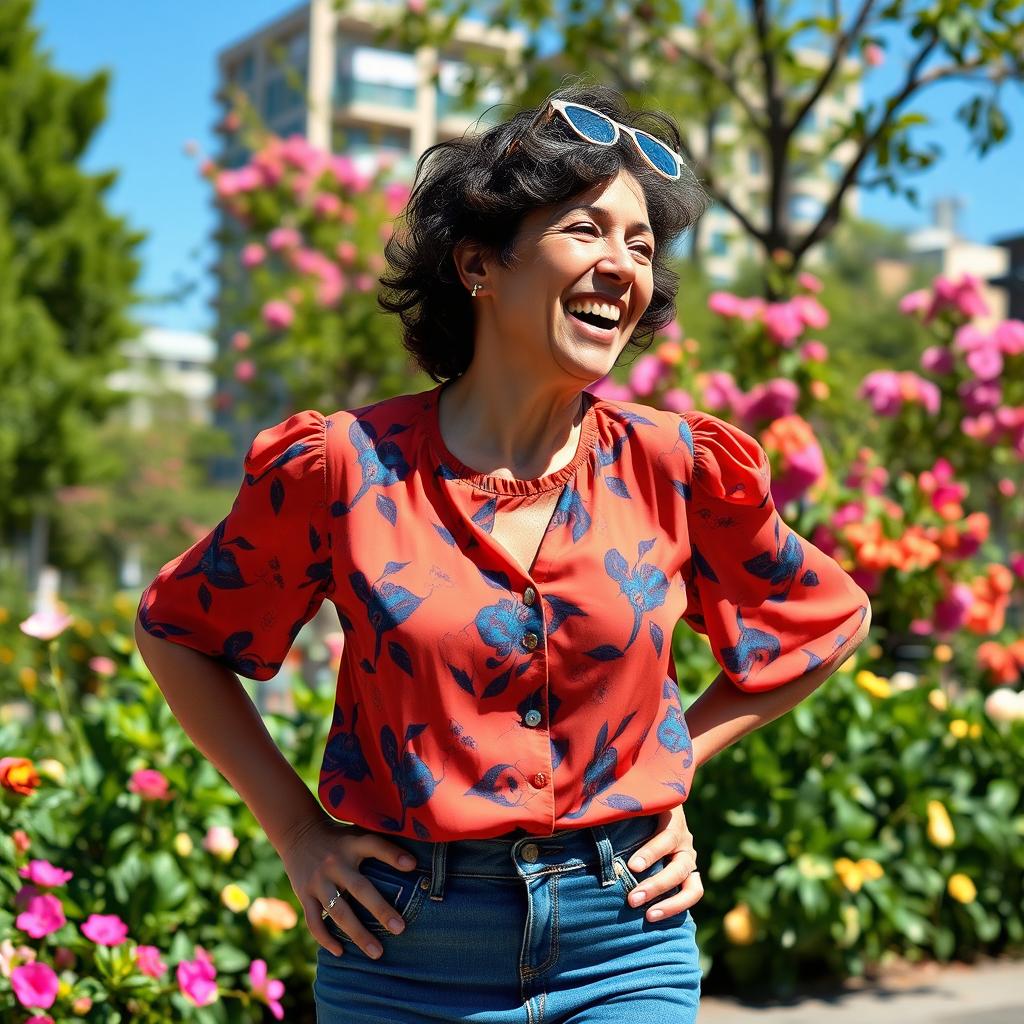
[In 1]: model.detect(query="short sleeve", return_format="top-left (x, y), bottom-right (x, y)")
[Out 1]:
top-left (679, 410), bottom-right (871, 693)
top-left (136, 410), bottom-right (334, 681)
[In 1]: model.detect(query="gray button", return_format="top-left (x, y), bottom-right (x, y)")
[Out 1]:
top-left (522, 631), bottom-right (539, 651)
top-left (521, 843), bottom-right (539, 862)
top-left (523, 586), bottom-right (537, 606)
top-left (524, 709), bottom-right (542, 727)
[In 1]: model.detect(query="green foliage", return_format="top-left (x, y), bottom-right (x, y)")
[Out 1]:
top-left (0, 0), bottom-right (146, 535)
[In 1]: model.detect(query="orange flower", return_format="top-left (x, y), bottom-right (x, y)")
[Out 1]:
top-left (0, 757), bottom-right (40, 795)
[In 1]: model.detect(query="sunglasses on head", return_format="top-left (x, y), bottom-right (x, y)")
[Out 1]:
top-left (508, 99), bottom-right (688, 181)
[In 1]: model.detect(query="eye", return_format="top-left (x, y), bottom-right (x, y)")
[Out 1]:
top-left (569, 223), bottom-right (654, 259)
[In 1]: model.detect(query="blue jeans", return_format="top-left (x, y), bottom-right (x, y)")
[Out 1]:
top-left (314, 812), bottom-right (702, 1022)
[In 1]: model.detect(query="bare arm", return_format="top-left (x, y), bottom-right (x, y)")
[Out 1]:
top-left (133, 617), bottom-right (325, 857)
top-left (686, 612), bottom-right (871, 770)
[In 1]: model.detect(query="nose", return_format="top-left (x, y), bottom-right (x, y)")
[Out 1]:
top-left (594, 235), bottom-right (638, 284)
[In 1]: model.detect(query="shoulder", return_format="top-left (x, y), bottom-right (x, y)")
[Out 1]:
top-left (679, 408), bottom-right (771, 507)
top-left (322, 388), bottom-right (430, 450)
top-left (244, 408), bottom-right (327, 478)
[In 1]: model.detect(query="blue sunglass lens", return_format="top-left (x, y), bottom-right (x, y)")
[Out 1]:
top-left (635, 132), bottom-right (679, 176)
top-left (562, 105), bottom-right (616, 144)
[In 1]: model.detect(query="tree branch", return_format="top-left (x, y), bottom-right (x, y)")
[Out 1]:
top-left (668, 41), bottom-right (767, 133)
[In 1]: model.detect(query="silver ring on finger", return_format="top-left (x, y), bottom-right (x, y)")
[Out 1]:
top-left (320, 888), bottom-right (344, 920)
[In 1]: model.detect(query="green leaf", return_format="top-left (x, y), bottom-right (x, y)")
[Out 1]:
top-left (739, 838), bottom-right (788, 864)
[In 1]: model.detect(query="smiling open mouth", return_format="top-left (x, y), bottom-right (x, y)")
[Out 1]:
top-left (566, 308), bottom-right (619, 331)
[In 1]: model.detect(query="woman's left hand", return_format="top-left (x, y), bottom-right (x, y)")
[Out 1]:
top-left (622, 803), bottom-right (703, 922)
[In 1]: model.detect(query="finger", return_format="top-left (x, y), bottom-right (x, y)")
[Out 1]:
top-left (304, 895), bottom-right (344, 958)
top-left (642, 872), bottom-right (704, 922)
top-left (362, 835), bottom-right (418, 872)
top-left (626, 832), bottom-right (694, 874)
top-left (626, 851), bottom-right (697, 906)
top-left (329, 900), bottom-right (386, 961)
top-left (345, 873), bottom-right (407, 937)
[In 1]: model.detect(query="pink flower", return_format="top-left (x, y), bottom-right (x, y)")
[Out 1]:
top-left (134, 944), bottom-right (168, 980)
top-left (15, 893), bottom-right (65, 939)
top-left (934, 583), bottom-right (974, 635)
top-left (708, 291), bottom-right (741, 318)
top-left (354, 273), bottom-right (374, 293)
top-left (898, 289), bottom-right (930, 316)
top-left (383, 182), bottom-right (412, 217)
top-left (88, 655), bottom-right (117, 676)
top-left (863, 42), bottom-right (885, 67)
top-left (13, 830), bottom-right (31, 855)
top-left (921, 345), bottom-right (955, 375)
top-left (313, 193), bottom-right (342, 219)
top-left (262, 300), bottom-right (294, 331)
top-left (335, 240), bottom-right (357, 265)
top-left (762, 301), bottom-right (805, 346)
top-left (129, 768), bottom-right (172, 802)
top-left (1010, 552), bottom-right (1024, 579)
top-left (177, 946), bottom-right (219, 1008)
top-left (958, 379), bottom-right (1001, 414)
top-left (17, 861), bottom-right (73, 888)
top-left (801, 339), bottom-right (828, 362)
top-left (965, 345), bottom-right (1003, 381)
top-left (11, 962), bottom-right (59, 1010)
top-left (234, 359), bottom-right (257, 383)
top-left (249, 958), bottom-right (286, 1020)
top-left (791, 294), bottom-right (829, 330)
top-left (241, 243), bottom-right (265, 268)
top-left (266, 227), bottom-right (301, 252)
top-left (407, 0), bottom-right (426, 12)
top-left (739, 378), bottom-right (799, 423)
top-left (71, 995), bottom-right (94, 1015)
top-left (703, 370), bottom-right (744, 414)
top-left (735, 296), bottom-right (765, 321)
top-left (628, 354), bottom-right (667, 396)
top-left (26, 1016), bottom-right (56, 1024)
top-left (231, 330), bottom-right (251, 352)
top-left (81, 913), bottom-right (129, 946)
top-left (203, 825), bottom-right (239, 861)
top-left (660, 387), bottom-right (694, 413)
top-left (994, 319), bottom-right (1024, 355)
top-left (19, 609), bottom-right (73, 641)
top-left (797, 271), bottom-right (823, 293)
top-left (772, 441), bottom-right (825, 508)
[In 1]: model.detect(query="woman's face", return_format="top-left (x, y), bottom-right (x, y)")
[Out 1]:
top-left (474, 168), bottom-right (657, 388)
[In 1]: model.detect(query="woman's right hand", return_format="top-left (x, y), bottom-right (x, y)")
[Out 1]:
top-left (278, 813), bottom-right (419, 960)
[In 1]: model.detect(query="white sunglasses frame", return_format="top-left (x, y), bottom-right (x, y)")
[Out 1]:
top-left (538, 99), bottom-right (687, 180)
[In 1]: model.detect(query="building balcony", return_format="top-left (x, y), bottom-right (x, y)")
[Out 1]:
top-left (335, 76), bottom-right (416, 110)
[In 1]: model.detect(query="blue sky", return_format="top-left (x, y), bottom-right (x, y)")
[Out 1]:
top-left (34, 0), bottom-right (1024, 334)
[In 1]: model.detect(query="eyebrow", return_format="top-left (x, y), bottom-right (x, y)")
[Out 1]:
top-left (562, 204), bottom-right (654, 238)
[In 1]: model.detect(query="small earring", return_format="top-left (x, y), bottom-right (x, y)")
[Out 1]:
top-left (471, 283), bottom-right (482, 298)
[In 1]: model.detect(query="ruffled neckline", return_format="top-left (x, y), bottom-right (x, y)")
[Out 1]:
top-left (424, 380), bottom-right (599, 496)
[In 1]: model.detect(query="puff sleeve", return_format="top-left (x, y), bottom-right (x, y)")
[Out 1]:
top-left (136, 410), bottom-right (334, 681)
top-left (679, 410), bottom-right (871, 693)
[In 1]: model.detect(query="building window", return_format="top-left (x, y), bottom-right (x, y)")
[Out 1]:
top-left (748, 149), bottom-right (763, 175)
top-left (790, 193), bottom-right (825, 221)
top-left (709, 231), bottom-right (728, 256)
top-left (436, 58), bottom-right (504, 119)
top-left (336, 45), bottom-right (418, 110)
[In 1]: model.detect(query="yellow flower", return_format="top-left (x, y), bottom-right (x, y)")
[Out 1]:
top-left (723, 902), bottom-right (757, 945)
top-left (173, 832), bottom-right (194, 858)
top-left (18, 667), bottom-right (37, 694)
top-left (221, 883), bottom-right (251, 913)
top-left (934, 644), bottom-right (953, 663)
top-left (928, 689), bottom-right (948, 711)
top-left (57, 978), bottom-right (73, 998)
top-left (99, 618), bottom-right (117, 634)
top-left (927, 800), bottom-right (955, 847)
top-left (969, 723), bottom-right (981, 738)
top-left (249, 897), bottom-right (299, 935)
top-left (74, 620), bottom-right (94, 638)
top-left (839, 904), bottom-right (861, 947)
top-left (0, 646), bottom-right (14, 665)
top-left (834, 857), bottom-right (864, 892)
top-left (855, 671), bottom-right (891, 698)
top-left (947, 873), bottom-right (976, 904)
top-left (36, 759), bottom-right (66, 784)
top-left (949, 719), bottom-right (969, 738)
top-left (0, 607), bottom-right (8, 624)
top-left (796, 853), bottom-right (832, 880)
top-left (857, 858), bottom-right (884, 881)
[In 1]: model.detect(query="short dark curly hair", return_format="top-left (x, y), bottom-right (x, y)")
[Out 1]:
top-left (377, 80), bottom-right (710, 382)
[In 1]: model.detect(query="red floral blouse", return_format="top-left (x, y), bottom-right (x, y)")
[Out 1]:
top-left (137, 381), bottom-right (870, 841)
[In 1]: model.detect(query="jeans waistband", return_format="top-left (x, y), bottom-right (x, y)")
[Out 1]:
top-left (379, 814), bottom-right (661, 900)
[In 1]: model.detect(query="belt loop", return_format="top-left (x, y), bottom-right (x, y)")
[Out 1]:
top-left (428, 840), bottom-right (448, 901)
top-left (590, 824), bottom-right (617, 886)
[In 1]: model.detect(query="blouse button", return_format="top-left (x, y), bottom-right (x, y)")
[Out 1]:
top-left (531, 772), bottom-right (548, 788)
top-left (523, 586), bottom-right (537, 606)
top-left (524, 709), bottom-right (542, 727)
top-left (522, 631), bottom-right (539, 651)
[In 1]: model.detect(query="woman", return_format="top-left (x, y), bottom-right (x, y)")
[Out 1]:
top-left (135, 82), bottom-right (871, 1022)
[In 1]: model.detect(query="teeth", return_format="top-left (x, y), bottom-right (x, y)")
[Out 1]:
top-left (566, 299), bottom-right (620, 323)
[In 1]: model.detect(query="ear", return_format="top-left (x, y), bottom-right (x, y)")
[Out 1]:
top-left (452, 239), bottom-right (490, 292)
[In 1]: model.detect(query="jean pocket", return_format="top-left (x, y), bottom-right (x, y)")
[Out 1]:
top-left (324, 859), bottom-right (428, 942)
top-left (611, 847), bottom-right (673, 899)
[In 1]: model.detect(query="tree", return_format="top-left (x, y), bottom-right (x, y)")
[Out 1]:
top-left (0, 0), bottom-right (145, 586)
top-left (348, 0), bottom-right (1024, 291)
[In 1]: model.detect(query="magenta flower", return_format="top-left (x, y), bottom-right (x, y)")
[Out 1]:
top-left (19, 609), bottom-right (73, 641)
top-left (241, 243), bottom-right (266, 268)
top-left (739, 378), bottom-right (799, 423)
top-left (791, 294), bottom-right (829, 330)
top-left (177, 946), bottom-right (219, 1008)
top-left (266, 227), bottom-right (301, 252)
top-left (920, 345), bottom-right (954, 375)
top-left (88, 655), bottom-right (117, 676)
top-left (1010, 552), bottom-right (1024, 579)
top-left (966, 345), bottom-right (1003, 381)
top-left (762, 301), bottom-right (804, 345)
top-left (129, 768), bottom-right (172, 802)
top-left (797, 271), bottom-right (823, 293)
top-left (707, 291), bottom-right (741, 317)
top-left (335, 240), bottom-right (357, 265)
top-left (899, 289), bottom-right (930, 316)
top-left (262, 299), bottom-right (295, 331)
top-left (384, 181), bottom-right (412, 217)
top-left (230, 330), bottom-right (251, 352)
top-left (628, 354), bottom-right (667, 396)
top-left (929, 273), bottom-right (990, 321)
top-left (994, 319), bottom-right (1024, 355)
top-left (18, 861), bottom-right (73, 888)
top-left (313, 193), bottom-right (342, 219)
top-left (134, 944), bottom-right (168, 980)
top-left (934, 583), bottom-right (974, 634)
top-left (586, 377), bottom-right (633, 401)
top-left (660, 387), bottom-right (694, 413)
top-left (11, 962), bottom-right (59, 1010)
top-left (703, 370), bottom-right (744, 414)
top-left (81, 913), bottom-right (129, 946)
top-left (801, 339), bottom-right (828, 362)
top-left (657, 317), bottom-right (682, 341)
top-left (249, 959), bottom-right (286, 1020)
top-left (958, 379), bottom-right (1001, 415)
top-left (26, 1016), bottom-right (56, 1024)
top-left (234, 359), bottom-right (257, 383)
top-left (16, 893), bottom-right (65, 939)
